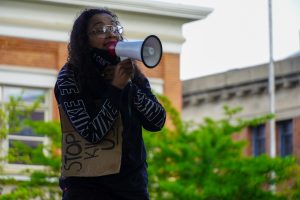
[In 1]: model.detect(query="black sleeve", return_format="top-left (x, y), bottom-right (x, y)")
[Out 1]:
top-left (54, 66), bottom-right (122, 144)
top-left (131, 77), bottom-right (166, 132)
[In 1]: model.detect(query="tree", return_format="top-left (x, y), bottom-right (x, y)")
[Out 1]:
top-left (0, 96), bottom-right (61, 200)
top-left (144, 96), bottom-right (300, 200)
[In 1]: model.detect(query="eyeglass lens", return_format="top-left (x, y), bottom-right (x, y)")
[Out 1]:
top-left (90, 25), bottom-right (123, 38)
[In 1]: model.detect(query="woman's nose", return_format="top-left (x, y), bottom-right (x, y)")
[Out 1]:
top-left (107, 31), bottom-right (120, 40)
top-left (106, 28), bottom-right (115, 36)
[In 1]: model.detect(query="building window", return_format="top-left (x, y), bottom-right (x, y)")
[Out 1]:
top-left (252, 124), bottom-right (266, 156)
top-left (277, 120), bottom-right (293, 157)
top-left (0, 85), bottom-right (50, 166)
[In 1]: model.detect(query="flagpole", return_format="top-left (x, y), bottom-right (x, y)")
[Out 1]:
top-left (268, 0), bottom-right (276, 192)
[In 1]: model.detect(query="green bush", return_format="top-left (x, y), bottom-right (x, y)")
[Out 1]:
top-left (144, 97), bottom-right (300, 200)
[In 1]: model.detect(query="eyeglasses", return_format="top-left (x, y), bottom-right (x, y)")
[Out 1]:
top-left (88, 25), bottom-right (123, 38)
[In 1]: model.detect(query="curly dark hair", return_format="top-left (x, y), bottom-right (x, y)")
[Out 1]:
top-left (66, 8), bottom-right (123, 92)
top-left (68, 8), bottom-right (122, 68)
top-left (66, 7), bottom-right (147, 95)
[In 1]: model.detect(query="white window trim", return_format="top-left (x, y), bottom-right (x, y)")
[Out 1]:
top-left (0, 64), bottom-right (57, 88)
top-left (3, 163), bottom-right (48, 175)
top-left (148, 77), bottom-right (164, 94)
top-left (9, 135), bottom-right (47, 142)
top-left (0, 65), bottom-right (55, 174)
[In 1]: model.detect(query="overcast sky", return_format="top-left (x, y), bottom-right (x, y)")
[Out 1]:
top-left (160, 0), bottom-right (300, 80)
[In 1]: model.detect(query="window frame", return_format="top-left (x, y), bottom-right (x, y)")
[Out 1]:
top-left (1, 86), bottom-right (51, 168)
top-left (251, 124), bottom-right (266, 157)
top-left (0, 65), bottom-right (56, 173)
top-left (277, 119), bottom-right (293, 157)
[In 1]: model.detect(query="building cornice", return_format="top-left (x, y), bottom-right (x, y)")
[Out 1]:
top-left (38, 0), bottom-right (213, 20)
top-left (184, 72), bottom-right (300, 102)
top-left (183, 56), bottom-right (300, 106)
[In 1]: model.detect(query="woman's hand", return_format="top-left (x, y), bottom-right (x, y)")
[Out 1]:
top-left (111, 59), bottom-right (134, 89)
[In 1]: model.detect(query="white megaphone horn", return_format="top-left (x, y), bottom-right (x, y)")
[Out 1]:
top-left (108, 35), bottom-right (163, 68)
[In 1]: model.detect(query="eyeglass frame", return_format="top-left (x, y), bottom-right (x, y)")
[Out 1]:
top-left (88, 24), bottom-right (123, 38)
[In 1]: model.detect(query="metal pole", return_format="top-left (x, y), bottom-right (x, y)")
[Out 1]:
top-left (268, 0), bottom-right (276, 192)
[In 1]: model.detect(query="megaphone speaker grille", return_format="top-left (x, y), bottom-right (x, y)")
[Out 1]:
top-left (141, 35), bottom-right (162, 68)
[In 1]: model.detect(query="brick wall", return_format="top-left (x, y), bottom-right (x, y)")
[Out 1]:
top-left (294, 117), bottom-right (300, 162)
top-left (234, 128), bottom-right (252, 156)
top-left (0, 36), bottom-right (67, 70)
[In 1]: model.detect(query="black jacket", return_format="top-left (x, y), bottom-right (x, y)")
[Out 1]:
top-left (54, 64), bottom-right (166, 195)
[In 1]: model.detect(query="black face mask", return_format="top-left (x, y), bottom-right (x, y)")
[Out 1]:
top-left (90, 48), bottom-right (120, 71)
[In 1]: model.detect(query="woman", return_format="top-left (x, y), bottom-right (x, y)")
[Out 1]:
top-left (54, 8), bottom-right (166, 200)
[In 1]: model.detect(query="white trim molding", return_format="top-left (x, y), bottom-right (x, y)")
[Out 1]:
top-left (148, 77), bottom-right (164, 94)
top-left (40, 0), bottom-right (213, 20)
top-left (0, 65), bottom-right (57, 88)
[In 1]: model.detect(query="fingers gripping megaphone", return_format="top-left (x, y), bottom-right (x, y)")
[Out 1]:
top-left (108, 35), bottom-right (163, 68)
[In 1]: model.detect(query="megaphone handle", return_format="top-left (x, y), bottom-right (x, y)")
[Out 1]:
top-left (130, 59), bottom-right (135, 81)
top-left (120, 57), bottom-right (127, 61)
top-left (127, 80), bottom-right (133, 131)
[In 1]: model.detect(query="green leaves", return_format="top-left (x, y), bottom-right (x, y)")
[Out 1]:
top-left (0, 95), bottom-right (61, 199)
top-left (144, 102), bottom-right (300, 200)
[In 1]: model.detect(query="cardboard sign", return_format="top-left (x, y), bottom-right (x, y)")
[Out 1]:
top-left (59, 106), bottom-right (123, 177)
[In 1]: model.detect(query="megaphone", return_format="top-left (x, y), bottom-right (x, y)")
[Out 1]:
top-left (108, 35), bottom-right (163, 68)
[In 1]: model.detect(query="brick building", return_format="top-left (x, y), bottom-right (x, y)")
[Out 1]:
top-left (183, 52), bottom-right (300, 159)
top-left (0, 0), bottom-right (212, 181)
